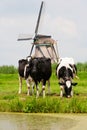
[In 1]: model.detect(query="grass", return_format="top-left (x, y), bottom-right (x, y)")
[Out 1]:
top-left (0, 64), bottom-right (87, 113)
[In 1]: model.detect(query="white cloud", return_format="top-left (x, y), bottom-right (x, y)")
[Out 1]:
top-left (56, 17), bottom-right (78, 38)
top-left (42, 15), bottom-right (78, 39)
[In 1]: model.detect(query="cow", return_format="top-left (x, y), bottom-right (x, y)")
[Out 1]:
top-left (56, 57), bottom-right (78, 98)
top-left (18, 57), bottom-right (34, 96)
top-left (58, 57), bottom-right (78, 79)
top-left (24, 57), bottom-right (52, 98)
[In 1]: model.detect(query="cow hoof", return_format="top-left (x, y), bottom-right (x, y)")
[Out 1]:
top-left (18, 91), bottom-right (21, 94)
top-left (67, 95), bottom-right (71, 98)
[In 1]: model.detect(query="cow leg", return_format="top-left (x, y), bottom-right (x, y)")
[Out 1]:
top-left (26, 79), bottom-right (30, 96)
top-left (31, 82), bottom-right (35, 95)
top-left (71, 89), bottom-right (73, 97)
top-left (35, 82), bottom-right (39, 98)
top-left (28, 77), bottom-right (35, 95)
top-left (42, 80), bottom-right (46, 98)
top-left (18, 75), bottom-right (22, 94)
top-left (36, 85), bottom-right (39, 98)
top-left (42, 85), bottom-right (45, 98)
top-left (60, 86), bottom-right (63, 97)
top-left (47, 79), bottom-right (50, 94)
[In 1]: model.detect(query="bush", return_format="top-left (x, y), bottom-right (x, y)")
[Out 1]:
top-left (0, 65), bottom-right (17, 74)
top-left (0, 62), bottom-right (87, 74)
top-left (10, 99), bottom-right (23, 112)
top-left (77, 62), bottom-right (87, 71)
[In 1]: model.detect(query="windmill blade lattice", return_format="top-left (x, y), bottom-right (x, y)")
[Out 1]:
top-left (35, 1), bottom-right (44, 36)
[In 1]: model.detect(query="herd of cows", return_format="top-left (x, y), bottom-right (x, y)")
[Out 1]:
top-left (18, 57), bottom-right (78, 98)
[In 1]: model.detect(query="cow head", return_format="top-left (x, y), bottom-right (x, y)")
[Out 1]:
top-left (18, 59), bottom-right (28, 78)
top-left (59, 81), bottom-right (77, 97)
top-left (24, 58), bottom-right (38, 79)
top-left (23, 57), bottom-right (32, 79)
top-left (30, 58), bottom-right (38, 74)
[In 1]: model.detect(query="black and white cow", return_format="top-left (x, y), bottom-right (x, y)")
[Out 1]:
top-left (58, 57), bottom-right (78, 79)
top-left (24, 57), bottom-right (52, 98)
top-left (56, 57), bottom-right (77, 98)
top-left (18, 57), bottom-right (34, 95)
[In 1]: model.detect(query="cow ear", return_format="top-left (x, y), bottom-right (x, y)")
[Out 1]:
top-left (71, 82), bottom-right (78, 86)
top-left (59, 82), bottom-right (65, 85)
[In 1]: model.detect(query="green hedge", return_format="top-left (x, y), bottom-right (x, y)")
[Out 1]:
top-left (0, 62), bottom-right (87, 74)
top-left (0, 65), bottom-right (17, 74)
top-left (77, 62), bottom-right (87, 71)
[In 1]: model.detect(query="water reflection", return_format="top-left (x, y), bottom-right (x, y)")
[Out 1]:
top-left (0, 113), bottom-right (75, 130)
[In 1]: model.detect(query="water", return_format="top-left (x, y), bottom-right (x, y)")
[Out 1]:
top-left (0, 113), bottom-right (76, 130)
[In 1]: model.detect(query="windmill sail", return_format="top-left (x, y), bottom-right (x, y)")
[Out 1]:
top-left (17, 1), bottom-right (59, 63)
top-left (18, 34), bottom-right (33, 41)
top-left (35, 1), bottom-right (44, 35)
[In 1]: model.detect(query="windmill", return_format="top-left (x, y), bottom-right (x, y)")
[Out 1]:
top-left (18, 1), bottom-right (59, 63)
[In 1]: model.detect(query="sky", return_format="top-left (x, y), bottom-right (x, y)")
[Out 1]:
top-left (0, 0), bottom-right (87, 66)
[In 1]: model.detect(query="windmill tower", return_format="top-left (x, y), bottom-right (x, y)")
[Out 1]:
top-left (18, 1), bottom-right (59, 63)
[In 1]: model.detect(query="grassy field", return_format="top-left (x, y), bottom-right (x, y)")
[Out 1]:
top-left (0, 64), bottom-right (87, 113)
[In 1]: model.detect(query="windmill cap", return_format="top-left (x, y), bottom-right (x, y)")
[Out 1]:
top-left (34, 37), bottom-right (57, 45)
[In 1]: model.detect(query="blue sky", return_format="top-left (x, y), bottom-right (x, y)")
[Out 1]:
top-left (0, 0), bottom-right (87, 66)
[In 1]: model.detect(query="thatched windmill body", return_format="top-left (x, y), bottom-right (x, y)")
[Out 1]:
top-left (18, 1), bottom-right (59, 63)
